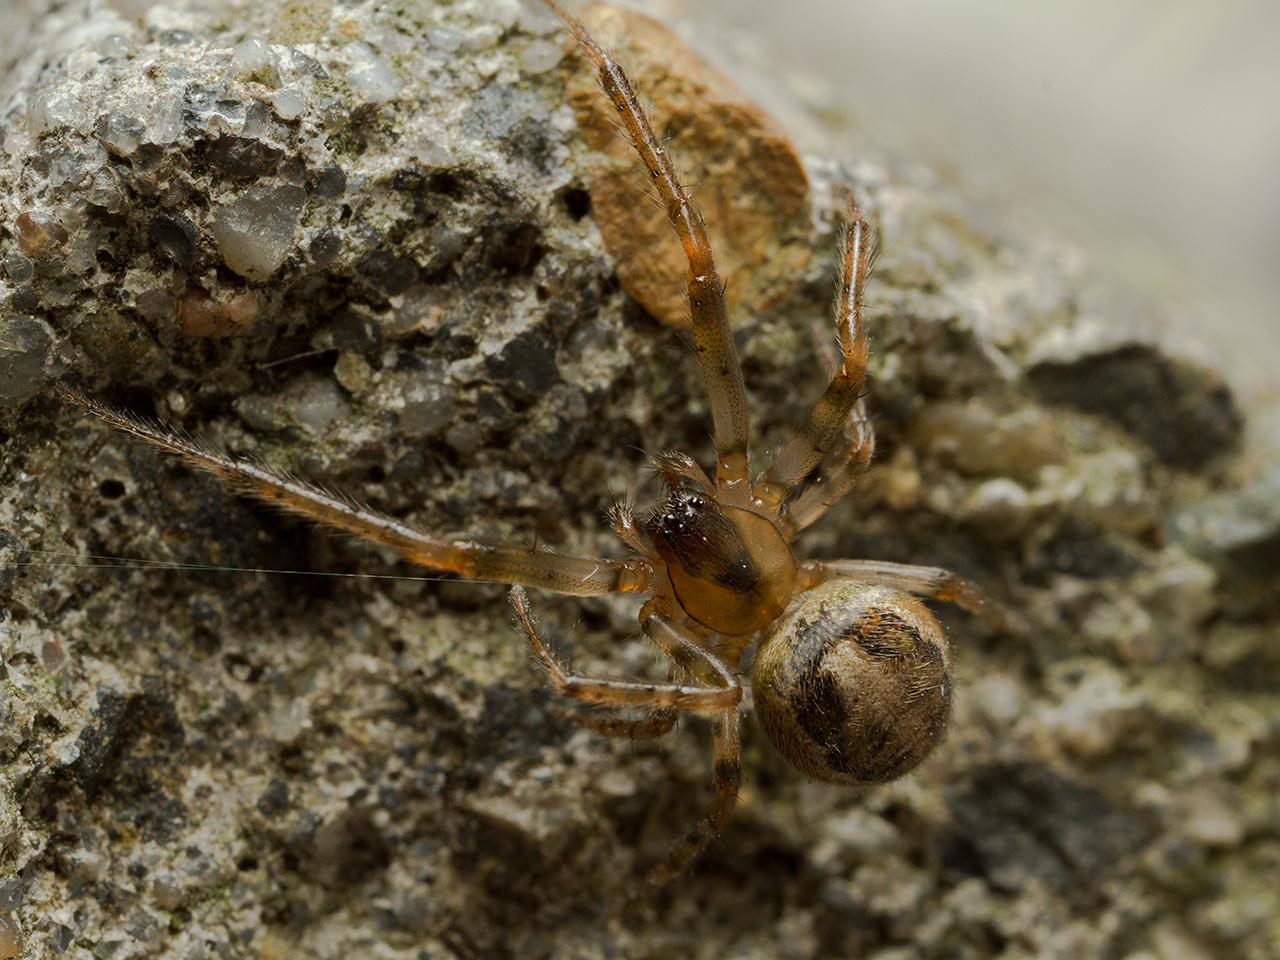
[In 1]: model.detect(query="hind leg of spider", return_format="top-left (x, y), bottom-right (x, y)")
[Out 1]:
top-left (800, 557), bottom-right (1025, 634)
top-left (546, 0), bottom-right (751, 501)
top-left (755, 205), bottom-right (875, 514)
top-left (802, 558), bottom-right (982, 612)
top-left (509, 587), bottom-right (740, 714)
top-left (631, 706), bottom-right (741, 903)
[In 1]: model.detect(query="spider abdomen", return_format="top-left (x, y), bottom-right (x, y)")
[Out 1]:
top-left (751, 580), bottom-right (953, 785)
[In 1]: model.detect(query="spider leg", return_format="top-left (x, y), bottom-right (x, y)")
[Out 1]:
top-left (59, 385), bottom-right (653, 597)
top-left (512, 587), bottom-right (745, 895)
top-left (558, 706), bottom-right (678, 742)
top-left (801, 558), bottom-right (982, 612)
top-left (778, 399), bottom-right (876, 539)
top-left (635, 705), bottom-right (741, 900)
top-left (755, 205), bottom-right (874, 514)
top-left (808, 557), bottom-right (1028, 634)
top-left (509, 587), bottom-right (740, 713)
top-left (545, 1), bottom-right (752, 502)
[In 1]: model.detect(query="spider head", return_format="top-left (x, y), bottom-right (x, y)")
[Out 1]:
top-left (751, 579), bottom-right (952, 785)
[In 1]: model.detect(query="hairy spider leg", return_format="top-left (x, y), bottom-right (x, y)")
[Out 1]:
top-left (755, 206), bottom-right (874, 514)
top-left (511, 585), bottom-right (744, 896)
top-left (545, 0), bottom-right (752, 503)
top-left (509, 587), bottom-right (740, 714)
top-left (778, 398), bottom-right (876, 539)
top-left (803, 558), bottom-right (1027, 634)
top-left (58, 385), bottom-right (653, 597)
top-left (635, 706), bottom-right (741, 901)
top-left (559, 704), bottom-right (679, 742)
top-left (801, 558), bottom-right (984, 614)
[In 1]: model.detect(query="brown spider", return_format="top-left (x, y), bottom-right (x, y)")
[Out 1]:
top-left (57, 0), bottom-right (985, 896)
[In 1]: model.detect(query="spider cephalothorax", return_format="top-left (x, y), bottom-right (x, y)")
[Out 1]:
top-left (640, 454), bottom-right (798, 637)
top-left (58, 0), bottom-right (986, 899)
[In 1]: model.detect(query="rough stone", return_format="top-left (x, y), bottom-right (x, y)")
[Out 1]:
top-left (0, 1), bottom-right (1275, 958)
top-left (1029, 343), bottom-right (1243, 470)
top-left (0, 316), bottom-right (54, 407)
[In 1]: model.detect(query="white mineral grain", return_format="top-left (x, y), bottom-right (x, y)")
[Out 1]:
top-left (210, 183), bottom-right (306, 281)
top-left (27, 89), bottom-right (81, 135)
top-left (961, 477), bottom-right (1032, 535)
top-left (2, 126), bottom-right (30, 156)
top-left (479, 0), bottom-right (521, 30)
top-left (145, 97), bottom-right (183, 144)
top-left (465, 23), bottom-right (503, 50)
top-left (972, 673), bottom-right (1026, 727)
top-left (1183, 789), bottom-right (1245, 848)
top-left (270, 87), bottom-right (307, 120)
top-left (519, 38), bottom-right (561, 74)
top-left (97, 33), bottom-right (133, 58)
top-left (343, 41), bottom-right (400, 102)
top-left (266, 699), bottom-right (312, 744)
top-left (427, 27), bottom-right (464, 53)
top-left (96, 113), bottom-right (143, 156)
top-left (516, 0), bottom-right (561, 34)
top-left (231, 37), bottom-right (278, 82)
top-left (293, 377), bottom-right (349, 434)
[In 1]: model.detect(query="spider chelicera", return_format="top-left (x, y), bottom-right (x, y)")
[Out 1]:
top-left (58, 0), bottom-right (986, 896)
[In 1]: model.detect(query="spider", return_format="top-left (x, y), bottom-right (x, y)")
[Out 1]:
top-left (57, 0), bottom-right (986, 897)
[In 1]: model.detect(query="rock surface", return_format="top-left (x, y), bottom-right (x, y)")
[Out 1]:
top-left (0, 1), bottom-right (1276, 959)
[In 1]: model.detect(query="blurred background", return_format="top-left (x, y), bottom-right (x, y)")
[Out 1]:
top-left (677, 0), bottom-right (1278, 427)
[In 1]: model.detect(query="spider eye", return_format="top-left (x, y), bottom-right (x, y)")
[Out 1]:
top-left (751, 580), bottom-right (952, 785)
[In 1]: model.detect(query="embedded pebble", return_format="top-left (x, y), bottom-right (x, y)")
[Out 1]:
top-left (97, 33), bottom-right (132, 58)
top-left (427, 27), bottom-right (464, 53)
top-left (266, 699), bottom-right (312, 744)
top-left (3, 252), bottom-right (33, 284)
top-left (334, 352), bottom-right (373, 394)
top-left (1183, 790), bottom-right (1245, 849)
top-left (961, 477), bottom-right (1032, 535)
top-left (14, 211), bottom-right (68, 259)
top-left (179, 288), bottom-right (258, 337)
top-left (519, 39), bottom-right (562, 74)
top-left (343, 42), bottom-right (400, 102)
top-left (231, 37), bottom-right (278, 81)
top-left (210, 183), bottom-right (306, 281)
top-left (270, 87), bottom-right (307, 119)
top-left (397, 380), bottom-right (455, 437)
top-left (0, 316), bottom-right (54, 407)
top-left (145, 97), bottom-right (184, 144)
top-left (293, 377), bottom-right (350, 435)
top-left (94, 112), bottom-right (143, 156)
